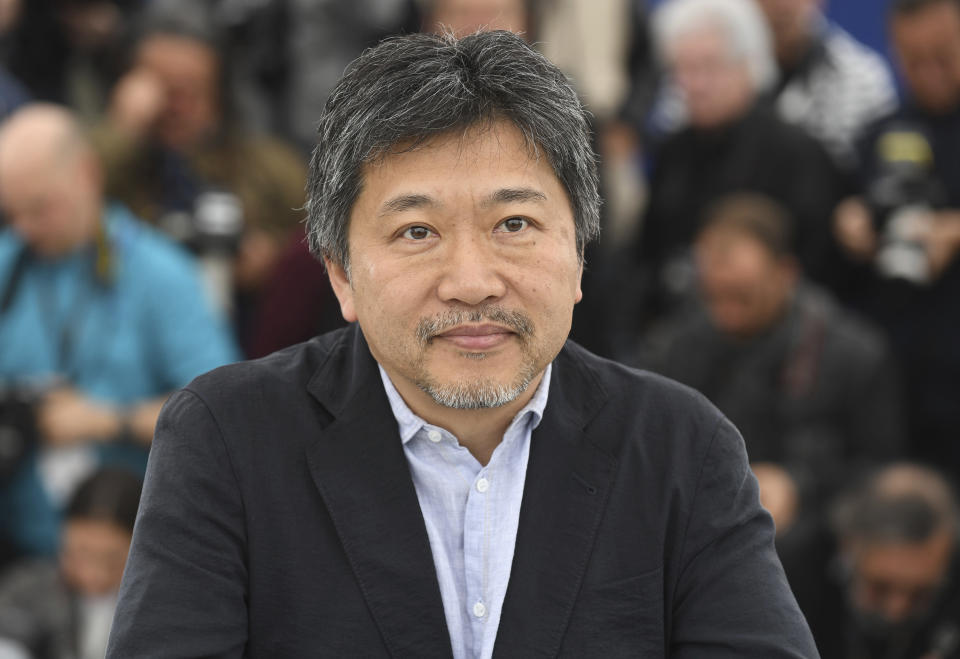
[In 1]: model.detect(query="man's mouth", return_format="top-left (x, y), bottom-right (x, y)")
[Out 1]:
top-left (434, 324), bottom-right (515, 351)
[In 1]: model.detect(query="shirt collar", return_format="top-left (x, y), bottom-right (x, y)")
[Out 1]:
top-left (378, 362), bottom-right (552, 445)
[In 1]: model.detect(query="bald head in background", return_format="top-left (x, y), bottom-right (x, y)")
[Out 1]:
top-left (0, 104), bottom-right (104, 258)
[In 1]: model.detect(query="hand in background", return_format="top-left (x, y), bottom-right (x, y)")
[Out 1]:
top-left (833, 196), bottom-right (878, 262)
top-left (37, 387), bottom-right (121, 447)
top-left (37, 388), bottom-right (166, 447)
top-left (752, 462), bottom-right (800, 537)
top-left (925, 210), bottom-right (960, 278)
top-left (108, 68), bottom-right (166, 141)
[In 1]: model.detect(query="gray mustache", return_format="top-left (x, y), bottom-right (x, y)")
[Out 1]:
top-left (416, 306), bottom-right (534, 344)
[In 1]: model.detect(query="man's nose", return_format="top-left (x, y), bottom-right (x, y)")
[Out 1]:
top-left (435, 234), bottom-right (507, 306)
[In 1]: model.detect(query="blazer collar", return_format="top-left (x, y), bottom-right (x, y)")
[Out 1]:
top-left (304, 325), bottom-right (453, 657)
top-left (494, 344), bottom-right (618, 658)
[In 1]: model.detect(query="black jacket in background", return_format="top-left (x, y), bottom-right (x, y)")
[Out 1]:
top-left (637, 104), bottom-right (843, 317)
top-left (634, 283), bottom-right (903, 509)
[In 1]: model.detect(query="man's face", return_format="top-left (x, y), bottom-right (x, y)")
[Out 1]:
top-left (327, 121), bottom-right (583, 410)
top-left (849, 532), bottom-right (954, 629)
top-left (135, 34), bottom-right (220, 150)
top-left (0, 153), bottom-right (98, 258)
top-left (60, 518), bottom-right (132, 596)
top-left (695, 229), bottom-right (796, 337)
top-left (668, 29), bottom-right (755, 129)
top-left (891, 1), bottom-right (960, 115)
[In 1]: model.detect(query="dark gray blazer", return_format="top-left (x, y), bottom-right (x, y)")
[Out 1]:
top-left (107, 325), bottom-right (818, 657)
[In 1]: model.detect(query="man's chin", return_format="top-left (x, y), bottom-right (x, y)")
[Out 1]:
top-left (416, 374), bottom-right (533, 410)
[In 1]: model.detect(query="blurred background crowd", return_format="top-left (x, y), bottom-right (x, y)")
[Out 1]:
top-left (0, 0), bottom-right (958, 656)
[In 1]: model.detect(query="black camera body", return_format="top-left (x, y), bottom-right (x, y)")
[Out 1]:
top-left (0, 381), bottom-right (43, 482)
top-left (866, 122), bottom-right (947, 284)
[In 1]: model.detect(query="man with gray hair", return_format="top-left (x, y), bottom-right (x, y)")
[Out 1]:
top-left (635, 0), bottom-right (842, 325)
top-left (107, 30), bottom-right (816, 657)
top-left (813, 463), bottom-right (960, 658)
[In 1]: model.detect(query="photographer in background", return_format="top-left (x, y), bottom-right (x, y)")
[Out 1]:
top-left (833, 0), bottom-right (960, 482)
top-left (0, 468), bottom-right (142, 659)
top-left (631, 194), bottom-right (903, 613)
top-left (93, 6), bottom-right (307, 352)
top-left (812, 463), bottom-right (960, 659)
top-left (0, 104), bottom-right (237, 563)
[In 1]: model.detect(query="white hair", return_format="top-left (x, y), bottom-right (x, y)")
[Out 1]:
top-left (653, 0), bottom-right (777, 94)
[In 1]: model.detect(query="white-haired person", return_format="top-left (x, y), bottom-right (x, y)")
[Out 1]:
top-left (632, 0), bottom-right (844, 327)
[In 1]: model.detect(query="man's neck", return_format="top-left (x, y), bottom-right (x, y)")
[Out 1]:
top-left (387, 370), bottom-right (546, 466)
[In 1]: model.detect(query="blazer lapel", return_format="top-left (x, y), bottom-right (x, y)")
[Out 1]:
top-left (305, 327), bottom-right (452, 658)
top-left (494, 345), bottom-right (618, 658)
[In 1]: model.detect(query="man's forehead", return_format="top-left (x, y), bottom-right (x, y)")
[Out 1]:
top-left (368, 120), bottom-right (543, 169)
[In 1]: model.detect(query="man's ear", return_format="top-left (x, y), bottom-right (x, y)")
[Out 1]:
top-left (325, 257), bottom-right (358, 322)
top-left (574, 258), bottom-right (584, 304)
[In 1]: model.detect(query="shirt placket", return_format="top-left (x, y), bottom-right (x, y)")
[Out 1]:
top-left (464, 463), bottom-right (491, 655)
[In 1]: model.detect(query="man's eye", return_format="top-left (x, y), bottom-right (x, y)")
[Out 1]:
top-left (497, 217), bottom-right (529, 233)
top-left (402, 226), bottom-right (433, 240)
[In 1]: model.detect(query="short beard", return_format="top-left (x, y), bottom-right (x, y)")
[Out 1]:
top-left (414, 306), bottom-right (539, 409)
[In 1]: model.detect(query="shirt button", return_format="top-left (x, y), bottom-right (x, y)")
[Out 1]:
top-left (427, 430), bottom-right (442, 443)
top-left (476, 477), bottom-right (490, 493)
top-left (473, 601), bottom-right (487, 618)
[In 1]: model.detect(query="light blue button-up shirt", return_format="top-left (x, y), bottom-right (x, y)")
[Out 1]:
top-left (379, 364), bottom-right (551, 659)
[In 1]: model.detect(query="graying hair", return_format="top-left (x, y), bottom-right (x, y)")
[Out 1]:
top-left (653, 0), bottom-right (777, 94)
top-left (831, 463), bottom-right (960, 545)
top-left (305, 29), bottom-right (601, 270)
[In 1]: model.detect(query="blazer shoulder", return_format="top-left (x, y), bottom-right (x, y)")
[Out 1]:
top-left (559, 340), bottom-right (728, 446)
top-left (185, 326), bottom-right (354, 405)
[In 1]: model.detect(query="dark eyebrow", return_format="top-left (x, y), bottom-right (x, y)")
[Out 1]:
top-left (377, 193), bottom-right (437, 218)
top-left (481, 187), bottom-right (548, 209)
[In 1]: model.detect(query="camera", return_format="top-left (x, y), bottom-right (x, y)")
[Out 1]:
top-left (158, 190), bottom-right (245, 313)
top-left (866, 123), bottom-right (946, 285)
top-left (0, 381), bottom-right (43, 482)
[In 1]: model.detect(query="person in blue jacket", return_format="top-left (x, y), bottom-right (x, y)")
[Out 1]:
top-left (0, 103), bottom-right (239, 559)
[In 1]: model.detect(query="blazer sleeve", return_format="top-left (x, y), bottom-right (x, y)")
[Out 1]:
top-left (670, 416), bottom-right (820, 658)
top-left (106, 388), bottom-right (248, 658)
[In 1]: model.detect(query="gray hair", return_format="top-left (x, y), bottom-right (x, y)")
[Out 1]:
top-left (653, 0), bottom-right (777, 94)
top-left (831, 463), bottom-right (960, 546)
top-left (305, 29), bottom-right (601, 270)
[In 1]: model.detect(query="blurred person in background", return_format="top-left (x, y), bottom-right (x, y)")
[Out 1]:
top-left (0, 0), bottom-right (134, 120)
top-left (754, 0), bottom-right (896, 168)
top-left (422, 0), bottom-right (529, 34)
top-left (0, 104), bottom-right (237, 562)
top-left (812, 463), bottom-right (960, 658)
top-left (0, 0), bottom-right (30, 123)
top-left (0, 468), bottom-right (141, 659)
top-left (93, 5), bottom-right (307, 353)
top-left (630, 0), bottom-right (842, 339)
top-left (833, 0), bottom-right (960, 483)
top-left (282, 0), bottom-right (421, 152)
top-left (631, 194), bottom-right (904, 609)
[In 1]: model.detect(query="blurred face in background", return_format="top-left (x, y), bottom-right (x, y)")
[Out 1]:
top-left (695, 228), bottom-right (797, 338)
top-left (0, 141), bottom-right (101, 258)
top-left (848, 531), bottom-right (954, 633)
top-left (60, 518), bottom-right (133, 596)
top-left (135, 33), bottom-right (220, 150)
top-left (754, 0), bottom-right (821, 64)
top-left (667, 27), bottom-right (755, 129)
top-left (891, 0), bottom-right (960, 115)
top-left (428, 0), bottom-right (528, 36)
